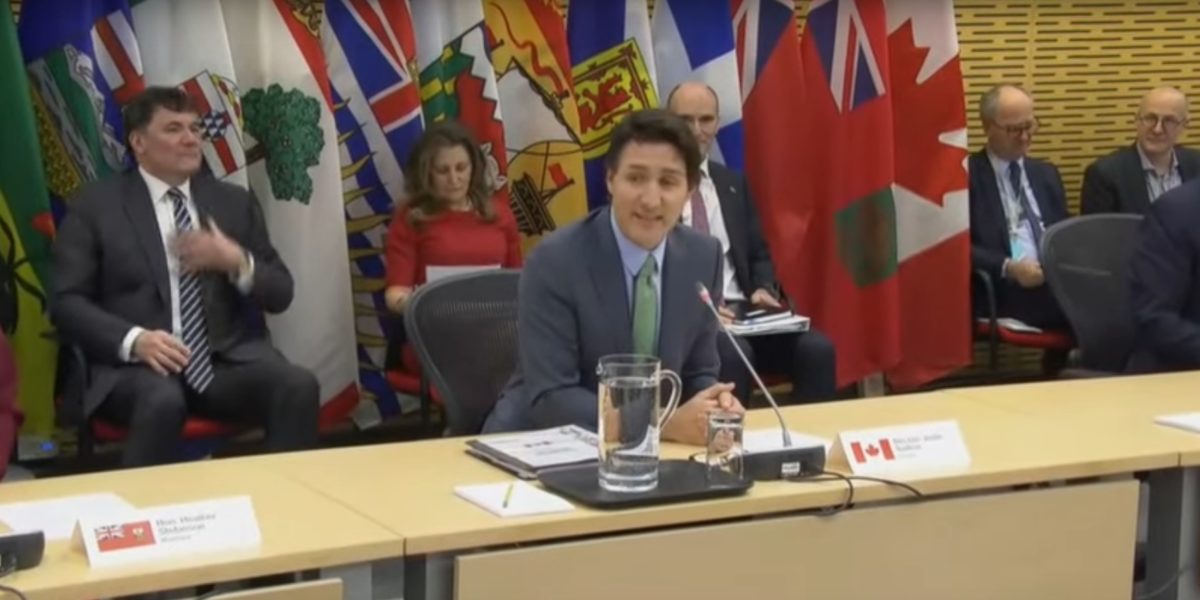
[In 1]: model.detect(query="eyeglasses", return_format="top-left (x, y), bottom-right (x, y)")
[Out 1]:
top-left (1137, 113), bottom-right (1187, 131)
top-left (994, 119), bottom-right (1040, 137)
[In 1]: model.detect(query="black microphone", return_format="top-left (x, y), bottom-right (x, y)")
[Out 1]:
top-left (695, 282), bottom-right (792, 447)
top-left (696, 282), bottom-right (825, 480)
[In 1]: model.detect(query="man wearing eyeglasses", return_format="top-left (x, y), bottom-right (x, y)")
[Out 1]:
top-left (968, 84), bottom-right (1070, 332)
top-left (1081, 87), bottom-right (1199, 215)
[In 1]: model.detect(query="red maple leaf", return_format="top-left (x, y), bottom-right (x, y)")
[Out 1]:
top-left (888, 20), bottom-right (968, 207)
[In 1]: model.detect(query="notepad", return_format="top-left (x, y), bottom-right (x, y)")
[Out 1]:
top-left (454, 481), bottom-right (575, 518)
top-left (1154, 412), bottom-right (1200, 434)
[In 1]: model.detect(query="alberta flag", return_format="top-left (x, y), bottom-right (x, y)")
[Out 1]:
top-left (652, 0), bottom-right (744, 169)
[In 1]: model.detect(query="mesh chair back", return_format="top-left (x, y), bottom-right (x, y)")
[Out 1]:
top-left (1041, 214), bottom-right (1143, 372)
top-left (404, 270), bottom-right (520, 435)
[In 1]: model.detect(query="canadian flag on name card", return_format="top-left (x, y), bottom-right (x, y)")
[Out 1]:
top-left (850, 439), bottom-right (896, 464)
top-left (94, 520), bottom-right (158, 553)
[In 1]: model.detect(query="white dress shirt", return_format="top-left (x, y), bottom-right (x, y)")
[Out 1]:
top-left (119, 167), bottom-right (255, 362)
top-left (1137, 144), bottom-right (1183, 203)
top-left (681, 160), bottom-right (746, 302)
top-left (986, 149), bottom-right (1044, 265)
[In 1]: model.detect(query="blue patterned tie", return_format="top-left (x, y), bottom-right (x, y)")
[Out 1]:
top-left (1007, 161), bottom-right (1044, 251)
top-left (168, 188), bottom-right (214, 393)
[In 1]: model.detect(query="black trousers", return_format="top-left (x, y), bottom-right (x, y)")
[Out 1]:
top-left (717, 327), bottom-right (838, 407)
top-left (97, 354), bottom-right (320, 468)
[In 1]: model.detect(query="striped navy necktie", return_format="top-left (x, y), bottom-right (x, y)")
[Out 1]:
top-left (167, 187), bottom-right (214, 393)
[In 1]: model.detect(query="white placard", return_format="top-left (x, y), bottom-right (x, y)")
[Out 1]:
top-left (75, 496), bottom-right (261, 568)
top-left (832, 420), bottom-right (971, 475)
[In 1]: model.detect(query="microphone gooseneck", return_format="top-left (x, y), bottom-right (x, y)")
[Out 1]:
top-left (695, 282), bottom-right (793, 447)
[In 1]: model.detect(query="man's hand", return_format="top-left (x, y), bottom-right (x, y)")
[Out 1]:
top-left (662, 382), bottom-right (744, 446)
top-left (1007, 259), bottom-right (1045, 288)
top-left (176, 217), bottom-right (246, 275)
top-left (132, 330), bottom-right (190, 376)
top-left (750, 288), bottom-right (783, 309)
top-left (716, 304), bottom-right (736, 326)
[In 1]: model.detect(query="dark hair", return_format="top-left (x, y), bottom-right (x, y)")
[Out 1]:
top-left (401, 120), bottom-right (496, 229)
top-left (122, 86), bottom-right (198, 140)
top-left (604, 109), bottom-right (702, 189)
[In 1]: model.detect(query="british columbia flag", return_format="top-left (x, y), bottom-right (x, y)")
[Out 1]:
top-left (324, 0), bottom-right (424, 422)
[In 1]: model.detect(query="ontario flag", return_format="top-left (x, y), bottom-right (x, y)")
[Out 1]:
top-left (740, 0), bottom-right (969, 389)
top-left (849, 438), bottom-right (896, 464)
top-left (94, 520), bottom-right (157, 553)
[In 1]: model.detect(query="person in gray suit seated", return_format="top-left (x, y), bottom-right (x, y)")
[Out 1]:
top-left (483, 109), bottom-right (743, 445)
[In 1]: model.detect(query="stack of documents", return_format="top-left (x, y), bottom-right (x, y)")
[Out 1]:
top-left (466, 425), bottom-right (599, 479)
top-left (727, 310), bottom-right (810, 336)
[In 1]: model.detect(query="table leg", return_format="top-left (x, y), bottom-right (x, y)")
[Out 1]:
top-left (1146, 467), bottom-right (1200, 600)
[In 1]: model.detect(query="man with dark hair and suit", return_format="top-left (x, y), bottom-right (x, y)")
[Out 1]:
top-left (484, 108), bottom-right (743, 445)
top-left (969, 84), bottom-right (1070, 331)
top-left (52, 86), bottom-right (319, 468)
top-left (666, 81), bottom-right (836, 405)
top-left (1082, 86), bottom-right (1199, 215)
top-left (1128, 177), bottom-right (1200, 373)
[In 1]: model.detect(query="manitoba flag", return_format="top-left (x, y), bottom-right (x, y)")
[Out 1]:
top-left (95, 520), bottom-right (157, 553)
top-left (850, 439), bottom-right (896, 464)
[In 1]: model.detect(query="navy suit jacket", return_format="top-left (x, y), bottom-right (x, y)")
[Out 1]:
top-left (1081, 145), bottom-right (1200, 216)
top-left (1128, 178), bottom-right (1200, 372)
top-left (709, 161), bottom-right (776, 296)
top-left (968, 149), bottom-right (1069, 322)
top-left (484, 207), bottom-right (724, 433)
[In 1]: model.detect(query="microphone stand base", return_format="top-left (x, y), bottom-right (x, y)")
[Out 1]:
top-left (744, 445), bottom-right (827, 481)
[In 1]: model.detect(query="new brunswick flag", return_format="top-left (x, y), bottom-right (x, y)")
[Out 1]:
top-left (484, 0), bottom-right (587, 249)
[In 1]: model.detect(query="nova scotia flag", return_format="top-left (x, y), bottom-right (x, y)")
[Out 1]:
top-left (652, 0), bottom-right (744, 170)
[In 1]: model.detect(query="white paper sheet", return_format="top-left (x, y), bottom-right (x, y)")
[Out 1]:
top-left (0, 493), bottom-right (135, 540)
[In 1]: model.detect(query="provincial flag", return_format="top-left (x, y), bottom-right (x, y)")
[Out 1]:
top-left (567, 0), bottom-right (658, 209)
top-left (652, 0), bottom-right (744, 170)
top-left (323, 0), bottom-right (424, 422)
top-left (18, 0), bottom-right (144, 222)
top-left (849, 438), bottom-right (896, 464)
top-left (220, 0), bottom-right (359, 419)
top-left (0, 0), bottom-right (56, 445)
top-left (132, 0), bottom-right (247, 186)
top-left (94, 520), bottom-right (157, 552)
top-left (484, 0), bottom-right (588, 249)
top-left (410, 0), bottom-right (510, 207)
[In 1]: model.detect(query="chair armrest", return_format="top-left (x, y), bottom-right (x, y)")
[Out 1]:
top-left (972, 268), bottom-right (999, 327)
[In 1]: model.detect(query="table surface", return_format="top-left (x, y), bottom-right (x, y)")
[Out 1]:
top-left (0, 459), bottom-right (402, 599)
top-left (247, 384), bottom-right (1187, 554)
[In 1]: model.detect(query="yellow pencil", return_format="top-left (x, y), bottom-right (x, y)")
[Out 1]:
top-left (502, 482), bottom-right (516, 508)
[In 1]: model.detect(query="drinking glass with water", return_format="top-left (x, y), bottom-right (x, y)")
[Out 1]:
top-left (596, 354), bottom-right (681, 493)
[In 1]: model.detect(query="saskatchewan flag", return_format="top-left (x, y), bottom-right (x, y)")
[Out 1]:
top-left (0, 1), bottom-right (59, 439)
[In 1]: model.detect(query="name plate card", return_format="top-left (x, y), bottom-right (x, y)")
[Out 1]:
top-left (832, 420), bottom-right (971, 475)
top-left (74, 496), bottom-right (261, 568)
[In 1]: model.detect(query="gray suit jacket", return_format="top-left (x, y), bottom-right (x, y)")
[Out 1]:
top-left (484, 207), bottom-right (724, 432)
top-left (52, 170), bottom-right (294, 417)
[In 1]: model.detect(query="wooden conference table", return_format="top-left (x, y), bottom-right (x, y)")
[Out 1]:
top-left (0, 460), bottom-right (401, 599)
top-left (6, 372), bottom-right (1200, 599)
top-left (245, 385), bottom-right (1189, 600)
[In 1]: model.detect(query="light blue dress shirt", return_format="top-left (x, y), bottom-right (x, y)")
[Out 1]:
top-left (987, 150), bottom-right (1044, 262)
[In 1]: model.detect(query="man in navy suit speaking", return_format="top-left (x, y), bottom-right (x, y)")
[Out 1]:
top-left (484, 109), bottom-right (742, 445)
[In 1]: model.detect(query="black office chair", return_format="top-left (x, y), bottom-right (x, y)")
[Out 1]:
top-left (1041, 214), bottom-right (1143, 373)
top-left (404, 270), bottom-right (520, 436)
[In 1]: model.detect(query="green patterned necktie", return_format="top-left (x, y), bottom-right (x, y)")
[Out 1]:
top-left (632, 254), bottom-right (658, 356)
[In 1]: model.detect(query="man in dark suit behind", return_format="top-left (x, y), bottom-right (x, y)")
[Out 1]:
top-left (1128, 178), bottom-right (1200, 373)
top-left (1082, 86), bottom-right (1199, 215)
top-left (484, 109), bottom-right (743, 445)
top-left (969, 84), bottom-right (1070, 331)
top-left (666, 82), bottom-right (836, 405)
top-left (52, 86), bottom-right (318, 468)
